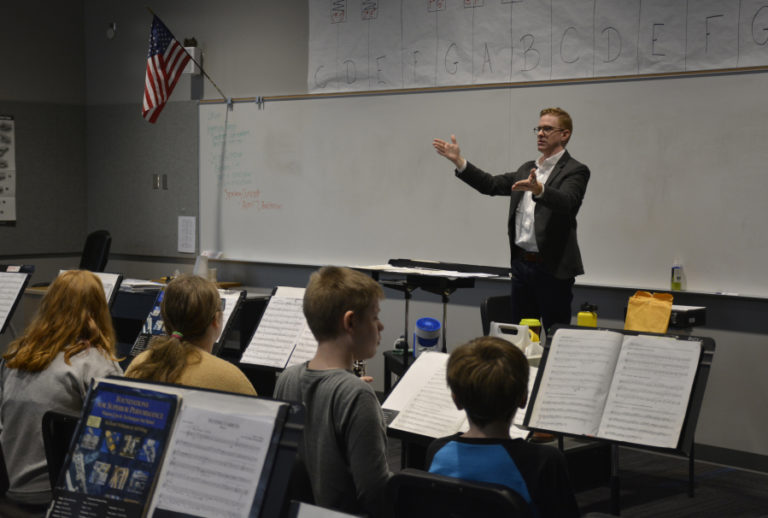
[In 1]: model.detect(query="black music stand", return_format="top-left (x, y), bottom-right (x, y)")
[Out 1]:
top-left (379, 279), bottom-right (417, 366)
top-left (0, 264), bottom-right (34, 336)
top-left (525, 325), bottom-right (715, 514)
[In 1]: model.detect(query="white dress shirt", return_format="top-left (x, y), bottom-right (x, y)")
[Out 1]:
top-left (514, 149), bottom-right (565, 252)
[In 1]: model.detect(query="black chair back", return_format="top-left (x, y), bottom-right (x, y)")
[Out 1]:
top-left (41, 411), bottom-right (79, 489)
top-left (480, 294), bottom-right (513, 335)
top-left (386, 468), bottom-right (532, 518)
top-left (0, 445), bottom-right (8, 496)
top-left (79, 230), bottom-right (111, 272)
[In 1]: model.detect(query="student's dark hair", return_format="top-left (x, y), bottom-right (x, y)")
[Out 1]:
top-left (303, 266), bottom-right (383, 341)
top-left (447, 336), bottom-right (529, 427)
top-left (125, 274), bottom-right (220, 383)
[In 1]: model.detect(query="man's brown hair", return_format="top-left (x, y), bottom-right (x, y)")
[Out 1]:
top-left (540, 106), bottom-right (573, 145)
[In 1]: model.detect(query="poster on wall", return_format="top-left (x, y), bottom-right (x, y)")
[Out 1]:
top-left (0, 115), bottom-right (16, 224)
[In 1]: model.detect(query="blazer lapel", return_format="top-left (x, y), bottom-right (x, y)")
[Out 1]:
top-left (545, 151), bottom-right (571, 187)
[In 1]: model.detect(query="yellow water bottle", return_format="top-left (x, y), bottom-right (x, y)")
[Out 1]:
top-left (577, 303), bottom-right (598, 327)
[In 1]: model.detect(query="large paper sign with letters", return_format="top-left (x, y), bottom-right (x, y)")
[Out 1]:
top-left (309, 0), bottom-right (768, 93)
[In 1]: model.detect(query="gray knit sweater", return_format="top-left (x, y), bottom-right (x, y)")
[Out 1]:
top-left (0, 349), bottom-right (122, 505)
top-left (274, 362), bottom-right (391, 517)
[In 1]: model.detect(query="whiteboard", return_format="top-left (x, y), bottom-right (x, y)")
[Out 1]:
top-left (200, 71), bottom-right (768, 297)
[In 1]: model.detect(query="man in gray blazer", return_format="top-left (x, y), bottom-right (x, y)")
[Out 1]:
top-left (433, 107), bottom-right (590, 334)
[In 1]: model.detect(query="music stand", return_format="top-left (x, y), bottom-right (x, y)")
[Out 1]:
top-left (0, 264), bottom-right (34, 337)
top-left (525, 325), bottom-right (715, 514)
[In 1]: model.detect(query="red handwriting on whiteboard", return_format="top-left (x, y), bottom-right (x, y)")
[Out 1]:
top-left (223, 189), bottom-right (282, 211)
top-left (331, 0), bottom-right (346, 23)
top-left (428, 0), bottom-right (445, 12)
top-left (362, 1), bottom-right (377, 20)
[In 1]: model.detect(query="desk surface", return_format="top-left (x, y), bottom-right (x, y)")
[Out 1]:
top-left (23, 286), bottom-right (47, 297)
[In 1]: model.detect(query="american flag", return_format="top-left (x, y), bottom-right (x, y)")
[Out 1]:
top-left (142, 16), bottom-right (190, 123)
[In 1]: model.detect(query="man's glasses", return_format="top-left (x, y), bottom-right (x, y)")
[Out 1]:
top-left (533, 126), bottom-right (565, 135)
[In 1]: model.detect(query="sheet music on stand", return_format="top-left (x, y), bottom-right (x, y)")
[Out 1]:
top-left (59, 270), bottom-right (123, 308)
top-left (128, 289), bottom-right (166, 358)
top-left (240, 287), bottom-right (318, 369)
top-left (383, 351), bottom-right (535, 440)
top-left (524, 326), bottom-right (713, 451)
top-left (47, 376), bottom-right (303, 518)
top-left (0, 264), bottom-right (33, 334)
top-left (212, 289), bottom-right (246, 356)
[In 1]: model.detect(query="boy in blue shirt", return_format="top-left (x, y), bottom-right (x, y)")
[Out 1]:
top-left (425, 336), bottom-right (579, 518)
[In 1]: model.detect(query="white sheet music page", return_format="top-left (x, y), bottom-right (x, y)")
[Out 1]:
top-left (216, 290), bottom-right (243, 343)
top-left (147, 392), bottom-right (282, 518)
top-left (388, 352), bottom-right (467, 438)
top-left (382, 351), bottom-right (446, 413)
top-left (597, 335), bottom-right (701, 448)
top-left (507, 365), bottom-right (539, 439)
top-left (528, 329), bottom-right (623, 436)
top-left (93, 272), bottom-right (121, 303)
top-left (59, 270), bottom-right (120, 303)
top-left (240, 287), bottom-right (307, 368)
top-left (285, 325), bottom-right (318, 368)
top-left (0, 271), bottom-right (26, 331)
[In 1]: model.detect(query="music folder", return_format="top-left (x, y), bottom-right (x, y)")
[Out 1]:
top-left (48, 376), bottom-right (304, 518)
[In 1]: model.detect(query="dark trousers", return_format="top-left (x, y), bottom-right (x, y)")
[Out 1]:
top-left (510, 258), bottom-right (575, 337)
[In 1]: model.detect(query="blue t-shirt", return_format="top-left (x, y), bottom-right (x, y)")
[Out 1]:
top-left (429, 440), bottom-right (533, 503)
top-left (426, 434), bottom-right (579, 518)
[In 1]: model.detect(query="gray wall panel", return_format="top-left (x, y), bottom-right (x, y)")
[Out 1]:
top-left (0, 0), bottom-right (85, 104)
top-left (0, 102), bottom-right (86, 254)
top-left (86, 102), bottom-right (198, 257)
top-left (84, 0), bottom-right (307, 104)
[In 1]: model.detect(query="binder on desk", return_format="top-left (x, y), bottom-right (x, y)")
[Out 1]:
top-left (0, 264), bottom-right (33, 334)
top-left (47, 376), bottom-right (304, 518)
top-left (523, 325), bottom-right (715, 454)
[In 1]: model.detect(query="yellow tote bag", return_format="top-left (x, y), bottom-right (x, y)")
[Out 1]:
top-left (624, 291), bottom-right (673, 333)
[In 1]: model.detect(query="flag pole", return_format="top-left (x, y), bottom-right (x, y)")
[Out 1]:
top-left (146, 7), bottom-right (228, 102)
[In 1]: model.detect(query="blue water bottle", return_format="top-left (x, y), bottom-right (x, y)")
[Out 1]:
top-left (413, 317), bottom-right (441, 358)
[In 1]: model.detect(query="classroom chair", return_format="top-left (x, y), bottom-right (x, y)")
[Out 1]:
top-left (79, 229), bottom-right (112, 272)
top-left (480, 294), bottom-right (513, 336)
top-left (0, 444), bottom-right (8, 496)
top-left (285, 456), bottom-right (314, 506)
top-left (41, 411), bottom-right (79, 489)
top-left (385, 468), bottom-right (532, 518)
top-left (30, 229), bottom-right (113, 287)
